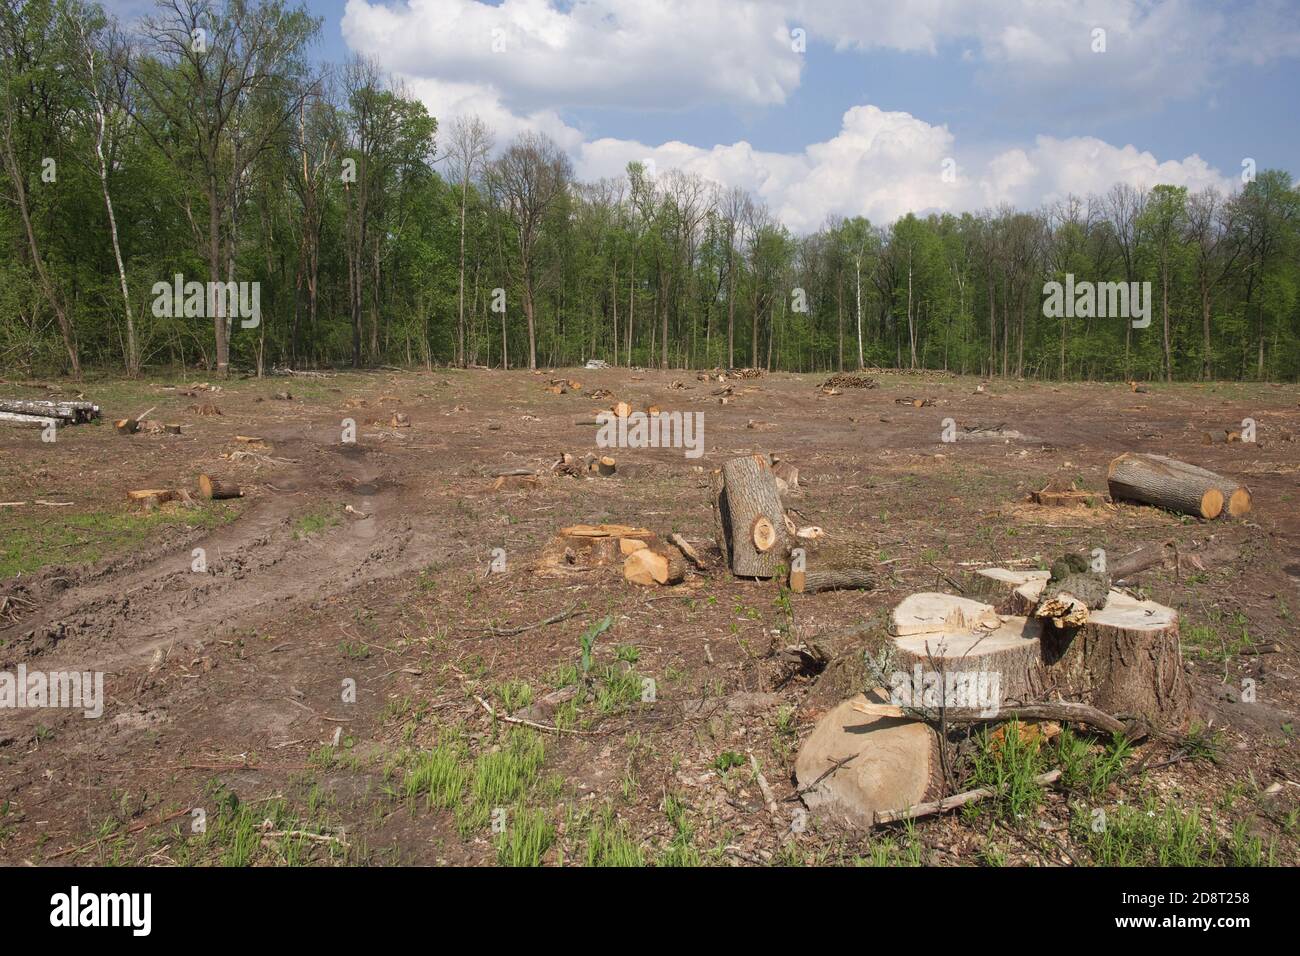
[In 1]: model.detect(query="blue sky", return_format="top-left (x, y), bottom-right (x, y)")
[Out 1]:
top-left (109, 0), bottom-right (1300, 230)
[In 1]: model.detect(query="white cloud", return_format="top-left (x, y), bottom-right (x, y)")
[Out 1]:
top-left (576, 108), bottom-right (1236, 232)
top-left (342, 0), bottom-right (803, 111)
top-left (343, 1), bottom-right (1247, 232)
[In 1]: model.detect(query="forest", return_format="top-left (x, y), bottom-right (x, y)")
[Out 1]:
top-left (2, 0), bottom-right (1298, 383)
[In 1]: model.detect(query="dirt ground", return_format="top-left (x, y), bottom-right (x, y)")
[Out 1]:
top-left (1, 367), bottom-right (1298, 866)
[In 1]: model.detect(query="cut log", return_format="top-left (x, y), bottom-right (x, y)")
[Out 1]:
top-left (619, 537), bottom-right (649, 555)
top-left (115, 418), bottom-right (139, 435)
top-left (1107, 453), bottom-right (1225, 519)
top-left (198, 475), bottom-right (242, 500)
top-left (596, 456), bottom-right (617, 477)
top-left (794, 693), bottom-right (941, 830)
top-left (1107, 452), bottom-right (1248, 520)
top-left (0, 411), bottom-right (57, 429)
top-left (718, 455), bottom-right (790, 578)
top-left (791, 567), bottom-right (874, 594)
top-left (623, 545), bottom-right (686, 586)
top-left (791, 536), bottom-right (877, 594)
top-left (0, 399), bottom-right (99, 422)
top-left (611, 401), bottom-right (632, 418)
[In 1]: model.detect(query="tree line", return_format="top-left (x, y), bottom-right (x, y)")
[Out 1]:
top-left (2, 0), bottom-right (1298, 382)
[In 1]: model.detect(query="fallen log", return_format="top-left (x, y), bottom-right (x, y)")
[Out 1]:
top-left (717, 454), bottom-right (790, 578)
top-left (791, 567), bottom-right (874, 594)
top-left (1107, 452), bottom-right (1229, 519)
top-left (198, 475), bottom-right (242, 500)
top-left (0, 411), bottom-right (57, 430)
top-left (0, 399), bottom-right (99, 422)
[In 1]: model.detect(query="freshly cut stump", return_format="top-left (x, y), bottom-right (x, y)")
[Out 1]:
top-left (540, 524), bottom-right (657, 572)
top-left (794, 693), bottom-right (941, 830)
top-left (1108, 453), bottom-right (1247, 519)
top-left (890, 592), bottom-right (1003, 636)
top-left (1007, 576), bottom-right (1187, 726)
top-left (890, 593), bottom-right (1042, 707)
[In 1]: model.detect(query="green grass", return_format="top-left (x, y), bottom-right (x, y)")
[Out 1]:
top-left (963, 721), bottom-right (1049, 821)
top-left (1182, 611), bottom-right (1257, 662)
top-left (656, 793), bottom-right (701, 867)
top-left (293, 505), bottom-right (341, 539)
top-left (1074, 794), bottom-right (1276, 866)
top-left (405, 742), bottom-right (470, 809)
top-left (496, 806), bottom-right (554, 867)
top-left (455, 729), bottom-right (546, 837)
top-left (1056, 729), bottom-right (1135, 796)
top-left (585, 805), bottom-right (645, 866)
top-left (0, 503), bottom-right (237, 579)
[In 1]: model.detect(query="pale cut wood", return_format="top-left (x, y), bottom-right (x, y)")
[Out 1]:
top-left (0, 411), bottom-right (57, 429)
top-left (127, 489), bottom-right (175, 502)
top-left (619, 537), bottom-right (648, 555)
top-left (1142, 453), bottom-right (1251, 518)
top-left (623, 545), bottom-right (685, 586)
top-left (670, 533), bottom-right (706, 569)
top-left (597, 456), bottom-right (616, 477)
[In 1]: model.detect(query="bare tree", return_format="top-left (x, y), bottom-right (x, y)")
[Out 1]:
top-left (67, 4), bottom-right (137, 374)
top-left (447, 115), bottom-right (493, 368)
top-left (1185, 187), bottom-right (1242, 380)
top-left (489, 131), bottom-right (571, 370)
top-left (128, 0), bottom-right (319, 375)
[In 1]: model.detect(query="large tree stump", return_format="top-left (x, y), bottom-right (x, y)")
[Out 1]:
top-left (1108, 453), bottom-right (1250, 519)
top-left (889, 593), bottom-right (1041, 707)
top-left (1004, 575), bottom-right (1188, 726)
top-left (717, 454), bottom-right (790, 578)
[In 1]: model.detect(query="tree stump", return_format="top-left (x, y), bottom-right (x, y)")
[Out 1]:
top-left (717, 455), bottom-right (790, 578)
top-left (889, 593), bottom-right (1042, 707)
top-left (1003, 574), bottom-right (1188, 726)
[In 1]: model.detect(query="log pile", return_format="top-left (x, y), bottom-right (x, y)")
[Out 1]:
top-left (1108, 452), bottom-right (1251, 519)
top-left (0, 398), bottom-right (100, 426)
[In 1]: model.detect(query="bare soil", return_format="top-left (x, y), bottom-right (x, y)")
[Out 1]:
top-left (1, 368), bottom-right (1297, 866)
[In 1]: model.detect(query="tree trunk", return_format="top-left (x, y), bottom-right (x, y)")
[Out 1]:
top-left (717, 455), bottom-right (790, 578)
